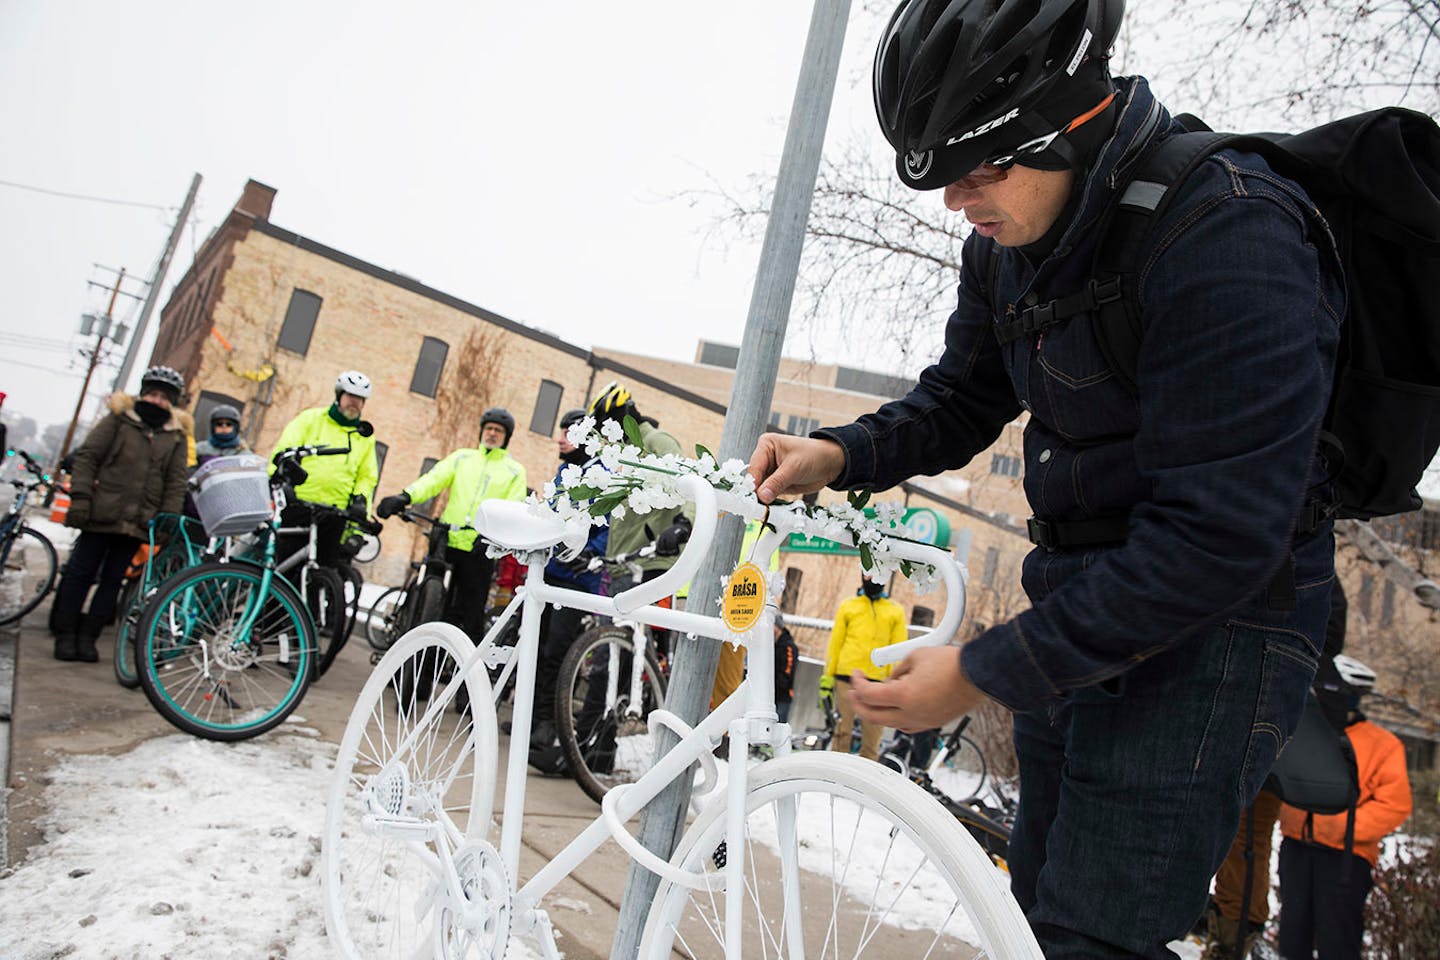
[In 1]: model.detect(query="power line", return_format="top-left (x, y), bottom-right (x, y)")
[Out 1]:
top-left (0, 177), bottom-right (170, 212)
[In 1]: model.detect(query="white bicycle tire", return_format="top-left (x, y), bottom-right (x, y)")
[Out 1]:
top-left (638, 750), bottom-right (1040, 960)
top-left (323, 621), bottom-right (500, 959)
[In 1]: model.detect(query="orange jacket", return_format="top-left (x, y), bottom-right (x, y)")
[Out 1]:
top-left (1279, 718), bottom-right (1412, 866)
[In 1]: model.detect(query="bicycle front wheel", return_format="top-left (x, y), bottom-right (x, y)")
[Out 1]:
top-left (0, 525), bottom-right (58, 626)
top-left (556, 624), bottom-right (667, 804)
top-left (935, 733), bottom-right (989, 804)
top-left (308, 566), bottom-right (349, 679)
top-left (137, 561), bottom-right (315, 741)
top-left (364, 585), bottom-right (407, 651)
top-left (639, 751), bottom-right (1039, 960)
top-left (113, 577), bottom-right (144, 688)
top-left (324, 622), bottom-right (498, 960)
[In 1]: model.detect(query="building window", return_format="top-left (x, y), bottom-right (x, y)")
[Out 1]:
top-left (1358, 574), bottom-right (1374, 619)
top-left (277, 289), bottom-right (322, 355)
top-left (409, 336), bottom-right (448, 398)
top-left (990, 453), bottom-right (1021, 478)
top-left (530, 380), bottom-right (564, 436)
top-left (785, 414), bottom-right (819, 436)
top-left (373, 441), bottom-right (388, 487)
top-left (193, 390), bottom-right (246, 437)
top-left (1381, 580), bottom-right (1396, 627)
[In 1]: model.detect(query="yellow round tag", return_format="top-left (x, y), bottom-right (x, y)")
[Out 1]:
top-left (721, 562), bottom-right (767, 634)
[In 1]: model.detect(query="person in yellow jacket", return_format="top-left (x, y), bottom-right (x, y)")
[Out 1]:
top-left (1277, 654), bottom-right (1412, 960)
top-left (823, 578), bottom-right (907, 760)
top-left (376, 407), bottom-right (526, 642)
top-left (269, 370), bottom-right (380, 567)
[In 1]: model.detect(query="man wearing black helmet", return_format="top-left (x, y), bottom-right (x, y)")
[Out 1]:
top-left (195, 403), bottom-right (249, 465)
top-left (375, 407), bottom-right (527, 643)
top-left (749, 0), bottom-right (1343, 954)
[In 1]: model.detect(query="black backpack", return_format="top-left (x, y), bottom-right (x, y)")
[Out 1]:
top-left (986, 107), bottom-right (1440, 521)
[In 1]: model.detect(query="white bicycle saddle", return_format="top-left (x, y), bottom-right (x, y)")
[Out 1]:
top-left (472, 499), bottom-right (584, 553)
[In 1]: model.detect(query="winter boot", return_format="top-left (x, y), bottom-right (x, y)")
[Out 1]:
top-left (51, 608), bottom-right (81, 661)
top-left (1201, 912), bottom-right (1260, 960)
top-left (75, 613), bottom-right (106, 663)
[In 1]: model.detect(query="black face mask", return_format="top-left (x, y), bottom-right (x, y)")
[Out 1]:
top-left (561, 447), bottom-right (589, 467)
top-left (133, 400), bottom-right (169, 428)
top-left (861, 581), bottom-right (885, 600)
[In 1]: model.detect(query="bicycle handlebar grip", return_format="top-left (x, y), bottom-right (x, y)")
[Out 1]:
top-left (611, 474), bottom-right (716, 616)
top-left (870, 539), bottom-right (967, 668)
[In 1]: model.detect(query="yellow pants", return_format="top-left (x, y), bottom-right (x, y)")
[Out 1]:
top-left (710, 641), bottom-right (745, 709)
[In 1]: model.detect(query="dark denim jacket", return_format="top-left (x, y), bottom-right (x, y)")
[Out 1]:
top-left (818, 77), bottom-right (1344, 712)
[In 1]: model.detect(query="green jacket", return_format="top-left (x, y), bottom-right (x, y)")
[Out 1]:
top-left (68, 394), bottom-right (189, 540)
top-left (605, 421), bottom-right (692, 575)
top-left (404, 446), bottom-right (527, 551)
top-left (269, 406), bottom-right (379, 511)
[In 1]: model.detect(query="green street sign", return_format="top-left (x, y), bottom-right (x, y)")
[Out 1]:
top-left (782, 506), bottom-right (950, 555)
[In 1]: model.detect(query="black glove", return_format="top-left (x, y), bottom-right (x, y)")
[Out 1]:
top-left (346, 493), bottom-right (369, 520)
top-left (64, 498), bottom-right (91, 530)
top-left (376, 491), bottom-right (410, 519)
top-left (654, 514), bottom-right (693, 557)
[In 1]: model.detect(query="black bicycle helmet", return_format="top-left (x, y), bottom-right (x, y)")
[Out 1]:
top-left (139, 365), bottom-right (185, 402)
top-left (480, 407), bottom-right (516, 447)
top-left (874, 0), bottom-right (1124, 189)
top-left (558, 408), bottom-right (587, 432)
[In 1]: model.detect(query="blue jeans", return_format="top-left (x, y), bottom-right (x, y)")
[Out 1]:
top-left (1008, 615), bottom-right (1321, 956)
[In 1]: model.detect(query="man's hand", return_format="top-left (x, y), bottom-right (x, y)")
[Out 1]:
top-left (849, 645), bottom-right (986, 733)
top-left (747, 434), bottom-right (846, 505)
top-left (376, 492), bottom-right (410, 519)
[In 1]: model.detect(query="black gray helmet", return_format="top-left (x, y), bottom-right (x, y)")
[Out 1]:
top-left (558, 408), bottom-right (587, 432)
top-left (480, 407), bottom-right (516, 448)
top-left (139, 365), bottom-right (185, 402)
top-left (874, 0), bottom-right (1124, 189)
top-left (209, 403), bottom-right (242, 428)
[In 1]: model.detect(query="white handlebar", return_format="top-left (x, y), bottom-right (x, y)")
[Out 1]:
top-left (611, 477), bottom-right (967, 662)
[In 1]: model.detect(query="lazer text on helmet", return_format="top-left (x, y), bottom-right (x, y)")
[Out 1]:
top-left (946, 107), bottom-right (1020, 146)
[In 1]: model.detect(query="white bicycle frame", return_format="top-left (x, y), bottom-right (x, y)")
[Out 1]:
top-left (374, 474), bottom-right (966, 959)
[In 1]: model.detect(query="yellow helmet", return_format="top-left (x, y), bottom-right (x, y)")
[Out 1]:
top-left (588, 381), bottom-right (633, 422)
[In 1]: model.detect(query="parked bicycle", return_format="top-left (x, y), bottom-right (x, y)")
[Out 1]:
top-left (0, 448), bottom-right (57, 627)
top-left (134, 442), bottom-right (376, 741)
top-left (112, 511), bottom-right (208, 688)
top-left (882, 717), bottom-right (1017, 871)
top-left (553, 544), bottom-right (671, 804)
top-left (322, 464), bottom-right (1042, 959)
top-left (364, 507), bottom-right (451, 662)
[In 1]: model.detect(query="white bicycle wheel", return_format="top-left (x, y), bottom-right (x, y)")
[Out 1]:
top-left (639, 751), bottom-right (1040, 960)
top-left (324, 622), bottom-right (500, 959)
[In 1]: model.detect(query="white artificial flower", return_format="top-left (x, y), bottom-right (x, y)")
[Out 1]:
top-left (600, 419), bottom-right (625, 442)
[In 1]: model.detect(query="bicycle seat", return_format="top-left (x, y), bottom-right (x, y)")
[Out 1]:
top-left (472, 499), bottom-right (577, 552)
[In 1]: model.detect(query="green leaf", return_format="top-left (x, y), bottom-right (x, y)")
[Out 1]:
top-left (565, 484), bottom-right (604, 499)
top-left (900, 560), bottom-right (914, 578)
top-left (848, 489), bottom-right (871, 510)
top-left (859, 542), bottom-right (874, 570)
top-left (586, 491), bottom-right (628, 517)
top-left (622, 414), bottom-right (644, 447)
top-left (695, 443), bottom-right (713, 461)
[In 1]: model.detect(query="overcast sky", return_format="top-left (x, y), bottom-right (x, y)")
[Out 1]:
top-left (0, 1), bottom-right (898, 427)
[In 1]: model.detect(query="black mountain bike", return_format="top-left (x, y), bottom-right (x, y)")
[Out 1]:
top-left (0, 449), bottom-right (57, 627)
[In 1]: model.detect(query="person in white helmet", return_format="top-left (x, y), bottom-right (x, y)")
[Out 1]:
top-left (269, 370), bottom-right (379, 566)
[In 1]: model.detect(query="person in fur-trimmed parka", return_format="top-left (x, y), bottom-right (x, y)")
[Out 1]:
top-left (49, 366), bottom-right (189, 662)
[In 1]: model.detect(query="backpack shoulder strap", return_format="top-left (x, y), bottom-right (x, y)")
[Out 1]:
top-left (1092, 129), bottom-right (1236, 389)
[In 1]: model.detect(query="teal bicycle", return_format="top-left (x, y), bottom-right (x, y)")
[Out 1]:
top-left (135, 442), bottom-right (373, 741)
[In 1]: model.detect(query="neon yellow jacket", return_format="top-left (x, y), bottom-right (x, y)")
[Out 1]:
top-left (825, 594), bottom-right (907, 681)
top-left (269, 406), bottom-right (379, 510)
top-left (404, 446), bottom-right (527, 551)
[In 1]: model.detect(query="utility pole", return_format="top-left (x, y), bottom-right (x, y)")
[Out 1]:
top-left (113, 172), bottom-right (202, 393)
top-left (59, 269), bottom-right (127, 465)
top-left (609, 3), bottom-right (851, 957)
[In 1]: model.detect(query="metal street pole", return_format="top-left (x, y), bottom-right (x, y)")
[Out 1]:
top-left (113, 172), bottom-right (202, 393)
top-left (609, 2), bottom-right (851, 956)
top-left (59, 269), bottom-right (127, 465)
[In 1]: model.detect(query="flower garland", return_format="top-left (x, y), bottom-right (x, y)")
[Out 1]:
top-left (537, 415), bottom-right (940, 587)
